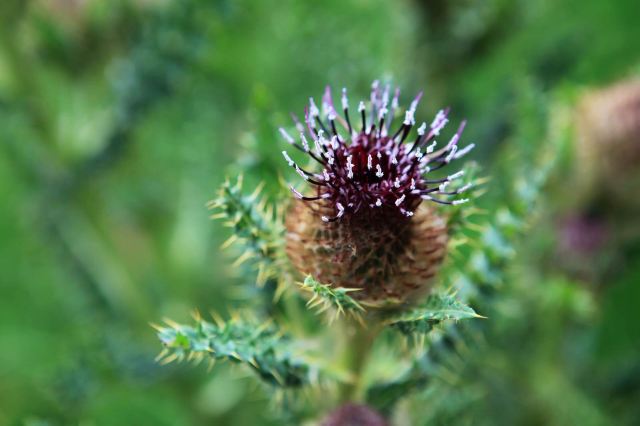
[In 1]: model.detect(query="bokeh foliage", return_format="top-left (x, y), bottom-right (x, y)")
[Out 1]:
top-left (1, 0), bottom-right (639, 424)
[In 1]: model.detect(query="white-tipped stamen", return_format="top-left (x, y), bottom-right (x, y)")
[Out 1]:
top-left (376, 164), bottom-right (384, 178)
top-left (448, 170), bottom-right (465, 181)
top-left (341, 88), bottom-right (348, 110)
top-left (446, 133), bottom-right (460, 150)
top-left (454, 143), bottom-right (475, 159)
top-left (452, 198), bottom-right (470, 205)
top-left (456, 183), bottom-right (473, 194)
top-left (279, 128), bottom-right (295, 144)
top-left (401, 208), bottom-right (414, 217)
top-left (430, 110), bottom-right (449, 136)
top-left (426, 140), bottom-right (437, 154)
top-left (381, 84), bottom-right (390, 107)
top-left (358, 101), bottom-right (366, 112)
top-left (417, 122), bottom-right (427, 136)
top-left (336, 202), bottom-right (345, 218)
top-left (410, 178), bottom-right (416, 190)
top-left (290, 186), bottom-right (304, 199)
top-left (445, 145), bottom-right (458, 163)
top-left (375, 199), bottom-right (382, 207)
top-left (330, 135), bottom-right (339, 150)
top-left (299, 133), bottom-right (310, 152)
top-left (394, 177), bottom-right (401, 188)
top-left (430, 110), bottom-right (444, 127)
top-left (404, 110), bottom-right (415, 126)
top-left (367, 154), bottom-right (373, 170)
top-left (317, 129), bottom-right (326, 144)
top-left (294, 165), bottom-right (308, 180)
top-left (322, 95), bottom-right (331, 117)
top-left (409, 92), bottom-right (421, 111)
top-left (323, 169), bottom-right (330, 181)
top-left (313, 137), bottom-right (323, 156)
top-left (321, 216), bottom-right (329, 222)
top-left (306, 110), bottom-right (316, 129)
top-left (282, 150), bottom-right (294, 166)
top-left (439, 181), bottom-right (450, 192)
top-left (309, 98), bottom-right (320, 117)
top-left (395, 194), bottom-right (406, 206)
top-left (370, 81), bottom-right (379, 109)
top-left (346, 155), bottom-right (354, 179)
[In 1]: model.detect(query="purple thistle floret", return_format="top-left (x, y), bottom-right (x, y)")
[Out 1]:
top-left (280, 81), bottom-right (474, 222)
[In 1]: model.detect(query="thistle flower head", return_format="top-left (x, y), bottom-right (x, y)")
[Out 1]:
top-left (280, 82), bottom-right (473, 222)
top-left (283, 81), bottom-right (475, 307)
top-left (576, 78), bottom-right (640, 207)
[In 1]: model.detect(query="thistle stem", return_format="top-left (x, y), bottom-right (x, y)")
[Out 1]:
top-left (338, 318), bottom-right (381, 403)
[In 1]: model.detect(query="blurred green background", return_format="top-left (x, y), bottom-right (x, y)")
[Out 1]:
top-left (0, 0), bottom-right (639, 424)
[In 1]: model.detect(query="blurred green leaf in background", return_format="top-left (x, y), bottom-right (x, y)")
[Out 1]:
top-left (1, 0), bottom-right (639, 424)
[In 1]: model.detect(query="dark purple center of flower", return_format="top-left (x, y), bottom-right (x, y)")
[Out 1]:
top-left (281, 81), bottom-right (474, 222)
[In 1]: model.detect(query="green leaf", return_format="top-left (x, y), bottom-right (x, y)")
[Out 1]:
top-left (298, 275), bottom-right (365, 321)
top-left (366, 374), bottom-right (430, 415)
top-left (385, 294), bottom-right (481, 336)
top-left (154, 313), bottom-right (316, 388)
top-left (208, 176), bottom-right (284, 286)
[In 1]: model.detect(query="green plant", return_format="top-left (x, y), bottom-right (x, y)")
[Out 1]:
top-left (155, 81), bottom-right (501, 423)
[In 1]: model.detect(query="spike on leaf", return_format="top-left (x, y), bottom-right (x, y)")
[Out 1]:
top-left (385, 294), bottom-right (481, 336)
top-left (298, 276), bottom-right (365, 322)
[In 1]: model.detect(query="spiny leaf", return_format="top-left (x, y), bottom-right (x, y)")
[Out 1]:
top-left (207, 176), bottom-right (284, 286)
top-left (298, 276), bottom-right (365, 322)
top-left (155, 312), bottom-right (316, 388)
top-left (367, 374), bottom-right (430, 415)
top-left (375, 85), bottom-right (563, 415)
top-left (368, 321), bottom-right (474, 413)
top-left (444, 124), bottom-right (560, 299)
top-left (385, 294), bottom-right (481, 336)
